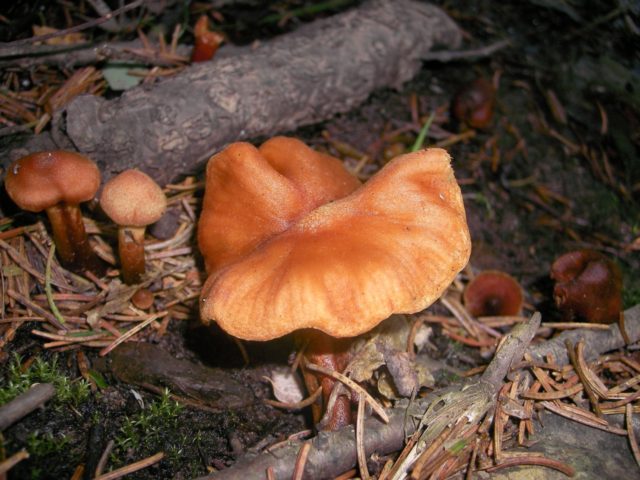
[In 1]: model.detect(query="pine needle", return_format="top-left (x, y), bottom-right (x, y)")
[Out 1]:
top-left (45, 243), bottom-right (66, 325)
top-left (410, 111), bottom-right (435, 151)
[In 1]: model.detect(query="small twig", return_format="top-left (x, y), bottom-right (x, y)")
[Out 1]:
top-left (93, 451), bottom-right (165, 480)
top-left (0, 449), bottom-right (29, 475)
top-left (0, 383), bottom-right (56, 431)
top-left (356, 396), bottom-right (370, 480)
top-left (566, 340), bottom-right (602, 416)
top-left (541, 322), bottom-right (611, 330)
top-left (45, 243), bottom-right (67, 325)
top-left (0, 239), bottom-right (71, 291)
top-left (7, 289), bottom-right (66, 330)
top-left (305, 363), bottom-right (389, 423)
top-left (521, 383), bottom-right (583, 400)
top-left (264, 386), bottom-right (322, 411)
top-left (94, 439), bottom-right (115, 477)
top-left (483, 455), bottom-right (575, 477)
top-left (0, 0), bottom-right (145, 50)
top-left (99, 311), bottom-right (167, 356)
top-left (291, 443), bottom-right (311, 480)
top-left (627, 403), bottom-right (640, 467)
top-left (541, 401), bottom-right (627, 435)
top-left (420, 39), bottom-right (511, 62)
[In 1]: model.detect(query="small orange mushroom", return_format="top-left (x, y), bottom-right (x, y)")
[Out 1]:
top-left (131, 287), bottom-right (154, 310)
top-left (100, 169), bottom-right (167, 284)
top-left (191, 15), bottom-right (224, 62)
top-left (463, 270), bottom-right (524, 317)
top-left (550, 249), bottom-right (622, 324)
top-left (198, 137), bottom-right (471, 429)
top-left (4, 150), bottom-right (102, 273)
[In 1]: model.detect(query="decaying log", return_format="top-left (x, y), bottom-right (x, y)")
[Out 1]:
top-left (3, 0), bottom-right (461, 186)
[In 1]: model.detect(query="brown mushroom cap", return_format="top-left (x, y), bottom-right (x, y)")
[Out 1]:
top-left (550, 249), bottom-right (622, 323)
top-left (463, 270), bottom-right (523, 317)
top-left (197, 136), bottom-right (361, 273)
top-left (5, 151), bottom-right (100, 211)
top-left (100, 169), bottom-right (167, 227)
top-left (200, 145), bottom-right (471, 341)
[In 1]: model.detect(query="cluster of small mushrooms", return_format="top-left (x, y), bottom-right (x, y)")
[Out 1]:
top-left (4, 151), bottom-right (166, 286)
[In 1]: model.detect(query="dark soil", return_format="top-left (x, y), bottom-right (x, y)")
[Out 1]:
top-left (1, 0), bottom-right (639, 479)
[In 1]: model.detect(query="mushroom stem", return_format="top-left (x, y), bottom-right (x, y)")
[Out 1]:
top-left (118, 226), bottom-right (147, 284)
top-left (299, 331), bottom-right (353, 431)
top-left (45, 203), bottom-right (100, 272)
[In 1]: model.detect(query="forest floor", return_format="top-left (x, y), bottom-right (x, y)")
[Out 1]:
top-left (0, 1), bottom-right (638, 479)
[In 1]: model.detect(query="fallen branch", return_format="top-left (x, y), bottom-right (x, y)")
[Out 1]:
top-left (3, 0), bottom-right (462, 186)
top-left (195, 314), bottom-right (541, 479)
top-left (527, 304), bottom-right (640, 366)
top-left (0, 40), bottom-right (191, 69)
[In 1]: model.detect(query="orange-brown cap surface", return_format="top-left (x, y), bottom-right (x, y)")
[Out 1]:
top-left (197, 136), bottom-right (361, 273)
top-left (200, 145), bottom-right (471, 341)
top-left (100, 169), bottom-right (167, 227)
top-left (5, 151), bottom-right (100, 212)
top-left (463, 270), bottom-right (523, 317)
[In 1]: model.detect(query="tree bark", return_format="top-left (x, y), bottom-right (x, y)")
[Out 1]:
top-left (2, 0), bottom-right (460, 187)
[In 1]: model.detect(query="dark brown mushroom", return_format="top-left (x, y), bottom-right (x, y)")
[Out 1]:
top-left (4, 150), bottom-right (102, 273)
top-left (550, 249), bottom-right (622, 324)
top-left (451, 78), bottom-right (496, 130)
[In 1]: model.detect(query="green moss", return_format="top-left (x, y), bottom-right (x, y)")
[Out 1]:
top-left (112, 389), bottom-right (184, 465)
top-left (0, 354), bottom-right (90, 407)
top-left (623, 284), bottom-right (640, 310)
top-left (26, 431), bottom-right (70, 457)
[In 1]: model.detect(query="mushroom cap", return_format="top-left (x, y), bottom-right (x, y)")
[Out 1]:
top-left (199, 143), bottom-right (471, 341)
top-left (5, 150), bottom-right (101, 212)
top-left (551, 249), bottom-right (622, 323)
top-left (463, 270), bottom-right (523, 317)
top-left (100, 169), bottom-right (167, 227)
top-left (197, 136), bottom-right (361, 273)
top-left (451, 78), bottom-right (496, 130)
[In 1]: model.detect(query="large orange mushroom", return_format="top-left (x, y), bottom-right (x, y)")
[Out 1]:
top-left (4, 150), bottom-right (102, 273)
top-left (198, 137), bottom-right (471, 429)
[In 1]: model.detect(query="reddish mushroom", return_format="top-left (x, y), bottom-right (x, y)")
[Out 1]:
top-left (191, 15), bottom-right (224, 62)
top-left (550, 249), bottom-right (622, 324)
top-left (451, 78), bottom-right (496, 130)
top-left (463, 270), bottom-right (524, 317)
top-left (4, 150), bottom-right (102, 273)
top-left (100, 169), bottom-right (167, 284)
top-left (198, 137), bottom-right (471, 430)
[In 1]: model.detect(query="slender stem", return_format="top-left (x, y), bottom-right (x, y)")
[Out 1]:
top-left (299, 330), bottom-right (353, 430)
top-left (118, 226), bottom-right (146, 284)
top-left (45, 203), bottom-right (101, 273)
